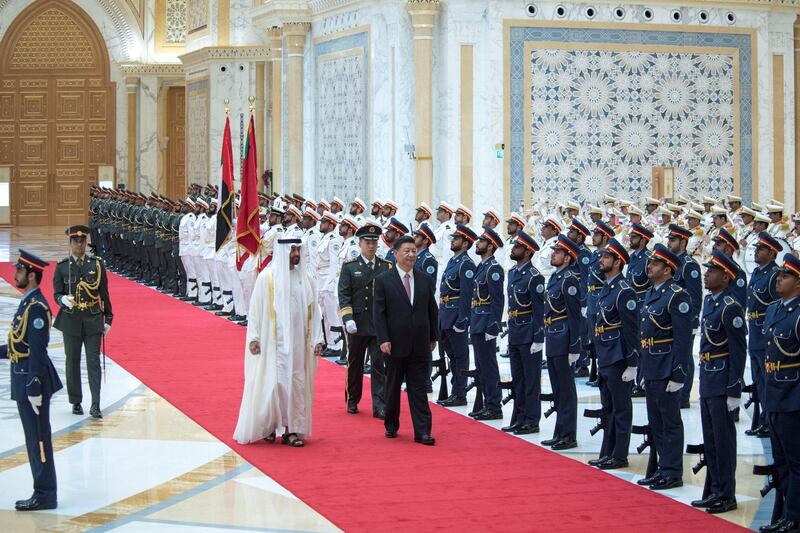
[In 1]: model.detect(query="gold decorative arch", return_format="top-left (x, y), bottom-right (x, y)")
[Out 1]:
top-left (0, 0), bottom-right (116, 226)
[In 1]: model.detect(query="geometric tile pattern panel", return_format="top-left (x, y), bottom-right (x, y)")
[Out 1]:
top-left (528, 47), bottom-right (736, 204)
top-left (165, 0), bottom-right (186, 43)
top-left (10, 8), bottom-right (97, 70)
top-left (315, 31), bottom-right (369, 201)
top-left (508, 25), bottom-right (755, 208)
top-left (186, 79), bottom-right (209, 187)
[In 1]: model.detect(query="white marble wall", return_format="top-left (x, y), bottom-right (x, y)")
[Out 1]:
top-left (137, 76), bottom-right (161, 194)
top-left (303, 31), bottom-right (316, 198)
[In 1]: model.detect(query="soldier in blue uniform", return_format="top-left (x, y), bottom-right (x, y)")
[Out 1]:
top-left (713, 228), bottom-right (748, 307)
top-left (540, 235), bottom-right (582, 450)
top-left (566, 219), bottom-right (592, 379)
top-left (383, 218), bottom-right (409, 265)
top-left (637, 244), bottom-right (692, 491)
top-left (435, 224), bottom-right (477, 407)
top-left (468, 228), bottom-right (505, 420)
top-left (759, 254), bottom-right (800, 533)
top-left (627, 223), bottom-right (654, 398)
top-left (503, 231), bottom-right (545, 435)
top-left (0, 250), bottom-right (62, 511)
top-left (688, 250), bottom-right (747, 513)
top-left (413, 222), bottom-right (438, 283)
top-left (666, 224), bottom-right (702, 408)
top-left (589, 238), bottom-right (639, 470)
top-left (745, 232), bottom-right (781, 438)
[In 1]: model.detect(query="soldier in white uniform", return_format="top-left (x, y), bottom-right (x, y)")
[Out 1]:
top-left (316, 211), bottom-right (344, 357)
top-left (767, 203), bottom-right (791, 239)
top-left (534, 217), bottom-right (561, 280)
top-left (412, 202), bottom-right (433, 234)
top-left (337, 215), bottom-right (360, 268)
top-left (349, 198), bottom-right (367, 225)
top-left (192, 198), bottom-right (212, 305)
top-left (499, 212), bottom-right (526, 271)
top-left (330, 197), bottom-right (345, 221)
top-left (178, 199), bottom-right (198, 300)
top-left (432, 201), bottom-right (456, 266)
top-left (301, 208), bottom-right (322, 274)
top-left (381, 200), bottom-right (399, 227)
top-left (643, 197), bottom-right (661, 227)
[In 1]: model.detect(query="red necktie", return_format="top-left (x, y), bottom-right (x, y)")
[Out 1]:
top-left (404, 273), bottom-right (412, 301)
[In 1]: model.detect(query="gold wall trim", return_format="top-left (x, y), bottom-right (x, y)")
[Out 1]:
top-left (154, 0), bottom-right (186, 55)
top-left (460, 44), bottom-right (474, 210)
top-left (504, 19), bottom-right (758, 209)
top-left (773, 53), bottom-right (785, 203)
top-left (218, 0), bottom-right (230, 46)
top-left (313, 24), bottom-right (371, 44)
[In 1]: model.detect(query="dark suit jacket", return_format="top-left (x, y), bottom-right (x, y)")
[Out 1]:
top-left (374, 267), bottom-right (439, 358)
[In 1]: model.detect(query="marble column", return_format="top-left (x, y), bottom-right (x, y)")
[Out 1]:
top-left (268, 27), bottom-right (282, 192)
top-left (795, 16), bottom-right (800, 210)
top-left (255, 61), bottom-right (266, 186)
top-left (126, 77), bottom-right (138, 191)
top-left (283, 22), bottom-right (309, 195)
top-left (407, 0), bottom-right (439, 206)
top-left (137, 76), bottom-right (161, 194)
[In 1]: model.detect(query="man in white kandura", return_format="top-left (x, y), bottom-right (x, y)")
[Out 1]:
top-left (233, 237), bottom-right (324, 447)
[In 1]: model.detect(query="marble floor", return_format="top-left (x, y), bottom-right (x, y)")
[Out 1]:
top-left (0, 227), bottom-right (777, 531)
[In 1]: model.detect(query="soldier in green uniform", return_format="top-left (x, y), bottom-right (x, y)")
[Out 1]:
top-left (52, 225), bottom-right (113, 419)
top-left (338, 222), bottom-right (392, 417)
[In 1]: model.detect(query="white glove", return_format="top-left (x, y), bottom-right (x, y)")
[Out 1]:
top-left (692, 328), bottom-right (699, 336)
top-left (639, 379), bottom-right (646, 391)
top-left (28, 395), bottom-right (42, 415)
top-left (345, 320), bottom-right (357, 334)
top-left (103, 323), bottom-right (111, 335)
top-left (531, 342), bottom-right (544, 354)
top-left (485, 333), bottom-right (497, 341)
top-left (453, 325), bottom-right (465, 333)
top-left (568, 353), bottom-right (580, 365)
top-left (621, 366), bottom-right (637, 382)
top-left (726, 396), bottom-right (740, 412)
top-left (665, 381), bottom-right (684, 393)
top-left (60, 295), bottom-right (74, 309)
top-left (581, 307), bottom-right (587, 318)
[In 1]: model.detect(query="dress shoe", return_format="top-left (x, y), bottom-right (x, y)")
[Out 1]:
top-left (15, 497), bottom-right (57, 511)
top-left (631, 385), bottom-right (646, 398)
top-left (501, 423), bottom-right (521, 432)
top-left (759, 518), bottom-right (787, 533)
top-left (90, 404), bottom-right (102, 419)
top-left (72, 404), bottom-right (83, 415)
top-left (215, 310), bottom-right (232, 317)
top-left (385, 430), bottom-right (397, 439)
top-left (335, 357), bottom-right (347, 366)
top-left (468, 408), bottom-right (486, 418)
top-left (706, 498), bottom-right (737, 514)
top-left (414, 434), bottom-right (435, 446)
top-left (437, 395), bottom-right (467, 407)
top-left (363, 364), bottom-right (372, 375)
top-left (691, 494), bottom-right (720, 508)
top-left (228, 314), bottom-right (245, 322)
top-left (473, 409), bottom-right (503, 421)
top-left (588, 455), bottom-right (611, 467)
top-left (551, 438), bottom-right (578, 450)
top-left (347, 402), bottom-right (358, 414)
top-left (776, 520), bottom-right (800, 533)
top-left (573, 367), bottom-right (589, 378)
top-left (237, 320), bottom-right (248, 326)
top-left (541, 437), bottom-right (560, 446)
top-left (745, 425), bottom-right (763, 436)
top-left (637, 472), bottom-right (663, 486)
top-left (373, 410), bottom-right (385, 420)
top-left (513, 424), bottom-right (539, 435)
top-left (586, 379), bottom-right (599, 387)
top-left (650, 476), bottom-right (683, 490)
top-left (756, 426), bottom-right (771, 438)
top-left (598, 457), bottom-right (629, 470)
top-left (680, 399), bottom-right (690, 409)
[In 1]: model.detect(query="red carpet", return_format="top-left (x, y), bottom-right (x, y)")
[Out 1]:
top-left (2, 264), bottom-right (747, 532)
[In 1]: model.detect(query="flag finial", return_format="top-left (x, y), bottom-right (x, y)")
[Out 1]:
top-left (224, 98), bottom-right (230, 114)
top-left (249, 95), bottom-right (255, 113)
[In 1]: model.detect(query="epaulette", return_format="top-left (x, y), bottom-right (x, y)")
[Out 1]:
top-left (670, 283), bottom-right (683, 293)
top-left (58, 258), bottom-right (69, 265)
top-left (344, 257), bottom-right (358, 264)
top-left (563, 269), bottom-right (577, 279)
top-left (617, 278), bottom-right (631, 290)
top-left (723, 295), bottom-right (736, 306)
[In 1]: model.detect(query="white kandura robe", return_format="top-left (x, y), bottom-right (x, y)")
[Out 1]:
top-left (233, 266), bottom-right (323, 443)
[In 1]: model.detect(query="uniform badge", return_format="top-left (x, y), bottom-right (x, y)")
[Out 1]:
top-left (426, 265), bottom-right (435, 274)
top-left (736, 278), bottom-right (745, 287)
top-left (626, 299), bottom-right (637, 311)
top-left (691, 270), bottom-right (699, 278)
top-left (678, 302), bottom-right (690, 314)
top-left (33, 318), bottom-right (45, 330)
top-left (332, 244), bottom-right (341, 252)
top-left (465, 270), bottom-right (474, 279)
top-left (733, 316), bottom-right (743, 328)
top-left (491, 272), bottom-right (501, 282)
top-left (567, 286), bottom-right (577, 296)
top-left (536, 284), bottom-right (544, 293)
top-left (581, 257), bottom-right (589, 265)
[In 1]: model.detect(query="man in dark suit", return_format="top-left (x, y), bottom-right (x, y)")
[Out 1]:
top-left (374, 235), bottom-right (439, 445)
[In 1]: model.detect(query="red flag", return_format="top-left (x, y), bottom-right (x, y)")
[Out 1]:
top-left (215, 116), bottom-right (234, 251)
top-left (236, 115), bottom-right (261, 270)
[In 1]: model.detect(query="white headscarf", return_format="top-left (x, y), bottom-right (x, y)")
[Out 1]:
top-left (272, 238), bottom-right (314, 349)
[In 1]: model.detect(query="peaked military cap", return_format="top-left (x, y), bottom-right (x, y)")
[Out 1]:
top-left (667, 224), bottom-right (692, 241)
top-left (601, 237), bottom-right (630, 265)
top-left (713, 228), bottom-right (739, 251)
top-left (415, 222), bottom-right (436, 244)
top-left (514, 231), bottom-right (539, 253)
top-left (554, 234), bottom-right (579, 260)
top-left (386, 217), bottom-right (409, 236)
top-left (650, 243), bottom-right (680, 271)
top-left (704, 249), bottom-right (739, 279)
top-left (15, 249), bottom-right (49, 273)
top-left (356, 221), bottom-right (382, 240)
top-left (66, 225), bottom-right (91, 239)
top-left (451, 224), bottom-right (478, 244)
top-left (478, 226), bottom-right (503, 249)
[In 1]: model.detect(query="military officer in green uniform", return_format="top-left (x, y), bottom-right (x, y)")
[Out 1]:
top-left (338, 221), bottom-right (392, 417)
top-left (53, 225), bottom-right (113, 419)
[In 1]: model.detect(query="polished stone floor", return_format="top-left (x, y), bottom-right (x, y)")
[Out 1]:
top-left (0, 227), bottom-right (776, 531)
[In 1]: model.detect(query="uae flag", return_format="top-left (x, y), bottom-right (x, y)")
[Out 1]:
top-left (215, 116), bottom-right (234, 251)
top-left (235, 114), bottom-right (261, 270)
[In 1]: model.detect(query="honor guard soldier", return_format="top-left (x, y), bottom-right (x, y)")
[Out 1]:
top-left (468, 227), bottom-right (505, 421)
top-left (637, 244), bottom-right (692, 491)
top-left (713, 228), bottom-right (748, 307)
top-left (760, 254), bottom-right (800, 533)
top-left (667, 224), bottom-right (702, 408)
top-left (540, 235), bottom-right (582, 450)
top-left (581, 222), bottom-right (614, 380)
top-left (566, 219), bottom-right (592, 379)
top-left (503, 231), bottom-right (545, 435)
top-left (0, 251), bottom-right (62, 511)
top-left (589, 238), bottom-right (639, 470)
top-left (53, 225), bottom-right (113, 419)
top-left (746, 232), bottom-right (781, 438)
top-left (689, 250), bottom-right (747, 514)
top-left (414, 223), bottom-right (438, 284)
top-left (338, 221), bottom-right (392, 417)
top-left (627, 223), bottom-right (654, 304)
top-left (435, 224), bottom-right (477, 407)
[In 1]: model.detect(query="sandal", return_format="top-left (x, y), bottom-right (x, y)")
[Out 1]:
top-left (264, 431), bottom-right (276, 443)
top-left (281, 432), bottom-right (305, 447)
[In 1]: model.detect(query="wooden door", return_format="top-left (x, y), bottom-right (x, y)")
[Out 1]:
top-left (166, 86), bottom-right (186, 199)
